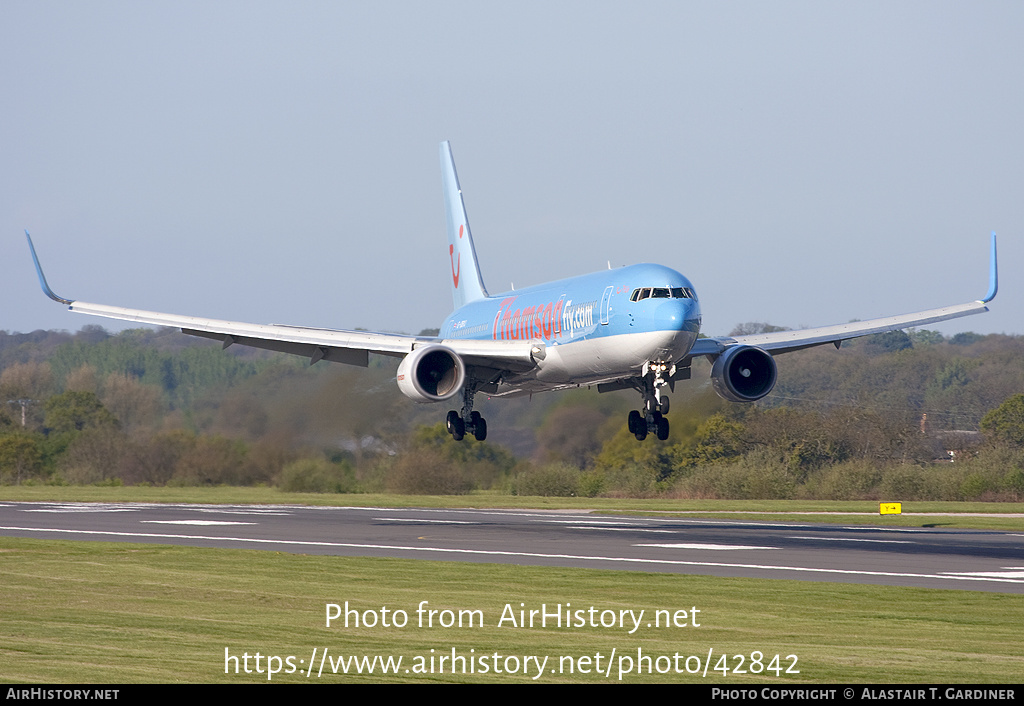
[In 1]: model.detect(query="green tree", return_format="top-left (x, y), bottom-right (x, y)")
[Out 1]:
top-left (980, 394), bottom-right (1024, 446)
top-left (688, 413), bottom-right (745, 465)
top-left (909, 329), bottom-right (944, 346)
top-left (949, 332), bottom-right (983, 346)
top-left (864, 330), bottom-right (913, 352)
top-left (44, 391), bottom-right (118, 433)
top-left (0, 432), bottom-right (45, 484)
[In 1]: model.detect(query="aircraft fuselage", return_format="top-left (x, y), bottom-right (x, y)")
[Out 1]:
top-left (440, 263), bottom-right (701, 391)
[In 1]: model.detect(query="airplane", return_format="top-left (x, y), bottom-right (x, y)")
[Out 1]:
top-left (26, 141), bottom-right (998, 442)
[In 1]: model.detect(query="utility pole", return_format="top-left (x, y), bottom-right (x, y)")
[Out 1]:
top-left (7, 399), bottom-right (33, 427)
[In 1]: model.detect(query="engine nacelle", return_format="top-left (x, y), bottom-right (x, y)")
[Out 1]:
top-left (710, 345), bottom-right (777, 403)
top-left (396, 345), bottom-right (466, 403)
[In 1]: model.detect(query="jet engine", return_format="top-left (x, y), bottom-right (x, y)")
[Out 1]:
top-left (396, 345), bottom-right (466, 403)
top-left (710, 345), bottom-right (777, 403)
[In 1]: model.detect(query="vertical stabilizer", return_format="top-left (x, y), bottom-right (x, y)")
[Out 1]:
top-left (441, 141), bottom-right (488, 309)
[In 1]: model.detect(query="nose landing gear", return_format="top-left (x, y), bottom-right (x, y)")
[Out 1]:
top-left (627, 361), bottom-right (673, 441)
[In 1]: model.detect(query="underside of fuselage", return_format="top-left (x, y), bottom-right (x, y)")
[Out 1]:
top-left (484, 328), bottom-right (698, 396)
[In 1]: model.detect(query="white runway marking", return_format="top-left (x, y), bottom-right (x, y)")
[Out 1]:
top-left (942, 567), bottom-right (1024, 579)
top-left (3, 525), bottom-right (1022, 587)
top-left (842, 526), bottom-right (924, 533)
top-left (637, 543), bottom-right (775, 551)
top-left (569, 527), bottom-right (675, 533)
top-left (542, 519), bottom-right (637, 525)
top-left (183, 508), bottom-right (290, 516)
top-left (23, 505), bottom-right (138, 513)
top-left (343, 507), bottom-right (602, 522)
top-left (374, 518), bottom-right (478, 524)
top-left (141, 520), bottom-right (256, 526)
top-left (15, 502), bottom-right (295, 515)
top-left (668, 519), bottom-right (819, 529)
top-left (788, 536), bottom-right (913, 544)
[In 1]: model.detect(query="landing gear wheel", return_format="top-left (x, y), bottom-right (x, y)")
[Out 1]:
top-left (447, 411), bottom-right (465, 441)
top-left (659, 396), bottom-right (670, 415)
top-left (634, 422), bottom-right (648, 441)
top-left (627, 410), bottom-right (642, 434)
top-left (446, 410), bottom-right (460, 435)
top-left (656, 416), bottom-right (670, 441)
top-left (473, 417), bottom-right (487, 441)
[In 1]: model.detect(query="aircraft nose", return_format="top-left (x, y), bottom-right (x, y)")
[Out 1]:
top-left (651, 298), bottom-right (692, 330)
top-left (649, 298), bottom-right (699, 356)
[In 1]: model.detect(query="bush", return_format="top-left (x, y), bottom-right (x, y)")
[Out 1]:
top-left (511, 463), bottom-right (582, 497)
top-left (673, 450), bottom-right (795, 499)
top-left (278, 457), bottom-right (357, 493)
top-left (799, 461), bottom-right (884, 500)
top-left (171, 436), bottom-right (266, 486)
top-left (878, 467), bottom-right (929, 500)
top-left (385, 449), bottom-right (473, 495)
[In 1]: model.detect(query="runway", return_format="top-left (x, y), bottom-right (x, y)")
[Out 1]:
top-left (1, 501), bottom-right (1022, 593)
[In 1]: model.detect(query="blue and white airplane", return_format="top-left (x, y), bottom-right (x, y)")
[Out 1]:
top-left (27, 141), bottom-right (998, 442)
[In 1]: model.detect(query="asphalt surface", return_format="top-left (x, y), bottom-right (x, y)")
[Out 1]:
top-left (1, 501), bottom-right (1022, 593)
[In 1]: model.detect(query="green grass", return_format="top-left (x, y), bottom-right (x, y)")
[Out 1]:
top-left (1, 538), bottom-right (1021, 683)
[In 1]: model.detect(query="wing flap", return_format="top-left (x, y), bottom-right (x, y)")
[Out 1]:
top-left (183, 329), bottom-right (370, 366)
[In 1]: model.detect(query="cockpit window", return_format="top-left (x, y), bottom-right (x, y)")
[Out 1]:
top-left (630, 286), bottom-right (694, 301)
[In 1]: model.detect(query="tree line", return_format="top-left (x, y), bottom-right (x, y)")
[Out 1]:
top-left (0, 324), bottom-right (1021, 500)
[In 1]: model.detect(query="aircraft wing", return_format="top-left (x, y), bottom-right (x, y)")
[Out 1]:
top-left (688, 232), bottom-right (998, 360)
top-left (26, 233), bottom-right (539, 371)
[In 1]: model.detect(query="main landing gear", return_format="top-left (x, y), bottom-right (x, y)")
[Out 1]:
top-left (627, 361), bottom-right (673, 441)
top-left (446, 386), bottom-right (487, 441)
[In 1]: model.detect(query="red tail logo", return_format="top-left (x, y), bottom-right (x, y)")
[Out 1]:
top-left (450, 224), bottom-right (465, 287)
top-left (450, 244), bottom-right (460, 288)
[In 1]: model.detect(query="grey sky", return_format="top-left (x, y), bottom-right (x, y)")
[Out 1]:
top-left (2, 2), bottom-right (1021, 338)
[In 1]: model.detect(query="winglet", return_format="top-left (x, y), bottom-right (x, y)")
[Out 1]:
top-left (982, 231), bottom-right (998, 303)
top-left (25, 231), bottom-right (73, 305)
